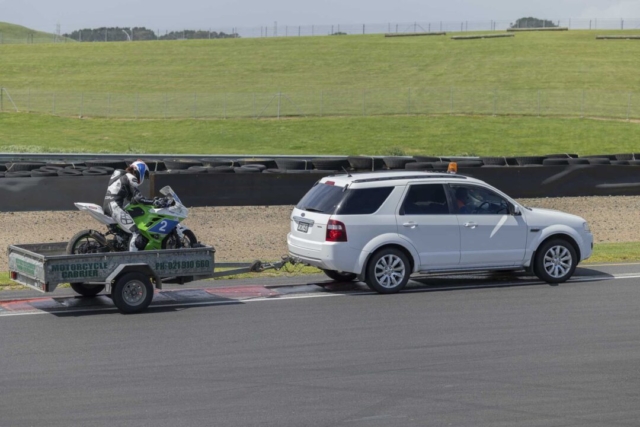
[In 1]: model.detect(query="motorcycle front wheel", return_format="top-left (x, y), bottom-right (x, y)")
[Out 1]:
top-left (162, 229), bottom-right (198, 249)
top-left (66, 229), bottom-right (113, 255)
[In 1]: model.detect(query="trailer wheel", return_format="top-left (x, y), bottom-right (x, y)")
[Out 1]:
top-left (112, 272), bottom-right (154, 314)
top-left (70, 283), bottom-right (105, 297)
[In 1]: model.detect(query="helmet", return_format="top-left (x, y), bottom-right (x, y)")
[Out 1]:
top-left (129, 160), bottom-right (148, 185)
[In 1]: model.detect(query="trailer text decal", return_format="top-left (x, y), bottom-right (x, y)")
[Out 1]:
top-left (51, 262), bottom-right (109, 279)
top-left (16, 259), bottom-right (37, 276)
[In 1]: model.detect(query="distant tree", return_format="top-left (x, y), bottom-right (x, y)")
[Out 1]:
top-left (63, 27), bottom-right (239, 42)
top-left (510, 17), bottom-right (558, 29)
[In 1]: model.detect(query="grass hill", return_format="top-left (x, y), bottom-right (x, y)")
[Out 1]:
top-left (1, 30), bottom-right (640, 92)
top-left (2, 29), bottom-right (640, 156)
top-left (0, 22), bottom-right (68, 44)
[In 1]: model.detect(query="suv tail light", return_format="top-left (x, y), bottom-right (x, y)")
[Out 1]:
top-left (326, 219), bottom-right (347, 242)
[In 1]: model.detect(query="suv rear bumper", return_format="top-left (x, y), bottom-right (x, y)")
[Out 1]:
top-left (287, 233), bottom-right (362, 273)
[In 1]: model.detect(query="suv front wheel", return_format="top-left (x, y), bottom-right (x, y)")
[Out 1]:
top-left (365, 248), bottom-right (410, 294)
top-left (534, 239), bottom-right (577, 283)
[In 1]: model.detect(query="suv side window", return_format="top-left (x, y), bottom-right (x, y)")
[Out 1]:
top-left (337, 187), bottom-right (394, 215)
top-left (450, 184), bottom-right (510, 215)
top-left (400, 184), bottom-right (451, 215)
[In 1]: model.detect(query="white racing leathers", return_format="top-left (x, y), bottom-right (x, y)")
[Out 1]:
top-left (103, 170), bottom-right (154, 251)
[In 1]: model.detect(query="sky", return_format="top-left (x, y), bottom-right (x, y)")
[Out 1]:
top-left (0, 0), bottom-right (639, 34)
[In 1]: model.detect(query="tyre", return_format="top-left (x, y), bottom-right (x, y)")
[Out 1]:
top-left (40, 166), bottom-right (64, 172)
top-left (481, 157), bottom-right (507, 166)
top-left (209, 166), bottom-right (235, 173)
top-left (241, 164), bottom-right (267, 172)
top-left (65, 165), bottom-right (88, 171)
top-left (4, 162), bottom-right (46, 172)
top-left (162, 229), bottom-right (198, 249)
top-left (365, 248), bottom-right (411, 294)
top-left (586, 158), bottom-right (610, 165)
top-left (30, 169), bottom-right (58, 177)
top-left (182, 166), bottom-right (209, 174)
top-left (309, 169), bottom-right (339, 175)
top-left (582, 154), bottom-right (617, 160)
top-left (234, 166), bottom-right (261, 174)
top-left (567, 158), bottom-right (590, 165)
top-left (534, 239), bottom-right (577, 284)
top-left (111, 272), bottom-right (154, 314)
top-left (91, 166), bottom-right (115, 174)
top-left (546, 153), bottom-right (578, 159)
top-left (310, 158), bottom-right (350, 171)
top-left (611, 160), bottom-right (630, 165)
top-left (456, 160), bottom-right (483, 168)
top-left (57, 169), bottom-right (83, 176)
top-left (275, 159), bottom-right (310, 170)
top-left (237, 158), bottom-right (277, 169)
top-left (0, 165), bottom-right (8, 172)
top-left (66, 230), bottom-right (113, 254)
top-left (628, 160), bottom-right (640, 166)
top-left (5, 171), bottom-right (32, 178)
top-left (542, 158), bottom-right (569, 166)
top-left (615, 153), bottom-right (635, 161)
top-left (514, 156), bottom-right (545, 166)
top-left (163, 159), bottom-right (202, 170)
top-left (405, 162), bottom-right (434, 170)
top-left (413, 156), bottom-right (443, 163)
top-left (429, 162), bottom-right (450, 171)
top-left (322, 269), bottom-right (358, 282)
top-left (84, 159), bottom-right (127, 169)
top-left (70, 283), bottom-right (106, 297)
top-left (383, 157), bottom-right (416, 170)
top-left (348, 156), bottom-right (384, 171)
top-left (82, 168), bottom-right (109, 176)
top-left (199, 158), bottom-right (237, 167)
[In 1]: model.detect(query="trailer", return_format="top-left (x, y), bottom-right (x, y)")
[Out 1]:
top-left (8, 242), bottom-right (294, 314)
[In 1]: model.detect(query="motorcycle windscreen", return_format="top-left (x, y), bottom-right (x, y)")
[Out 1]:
top-left (160, 185), bottom-right (182, 205)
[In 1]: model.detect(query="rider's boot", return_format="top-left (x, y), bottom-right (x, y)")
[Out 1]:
top-left (129, 233), bottom-right (140, 252)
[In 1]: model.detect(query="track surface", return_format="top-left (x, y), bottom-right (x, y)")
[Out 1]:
top-left (1, 265), bottom-right (640, 426)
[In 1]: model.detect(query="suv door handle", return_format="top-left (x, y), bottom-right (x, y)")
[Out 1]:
top-left (464, 222), bottom-right (478, 229)
top-left (403, 222), bottom-right (417, 228)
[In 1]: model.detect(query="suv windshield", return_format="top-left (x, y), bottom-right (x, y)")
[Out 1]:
top-left (297, 183), bottom-right (393, 215)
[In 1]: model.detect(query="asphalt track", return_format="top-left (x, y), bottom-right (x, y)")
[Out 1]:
top-left (1, 264), bottom-right (640, 426)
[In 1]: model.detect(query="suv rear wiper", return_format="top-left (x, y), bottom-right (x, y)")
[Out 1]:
top-left (303, 207), bottom-right (325, 213)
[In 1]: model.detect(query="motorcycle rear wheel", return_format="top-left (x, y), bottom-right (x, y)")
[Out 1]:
top-left (66, 229), bottom-right (113, 255)
top-left (162, 229), bottom-right (198, 249)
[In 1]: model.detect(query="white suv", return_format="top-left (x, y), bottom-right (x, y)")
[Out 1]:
top-left (288, 170), bottom-right (593, 293)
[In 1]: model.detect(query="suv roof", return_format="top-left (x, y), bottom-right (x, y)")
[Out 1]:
top-left (320, 170), bottom-right (483, 187)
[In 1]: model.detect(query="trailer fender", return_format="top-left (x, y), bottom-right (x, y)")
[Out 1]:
top-left (105, 263), bottom-right (162, 293)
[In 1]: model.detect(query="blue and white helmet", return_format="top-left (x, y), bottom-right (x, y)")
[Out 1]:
top-left (130, 160), bottom-right (148, 186)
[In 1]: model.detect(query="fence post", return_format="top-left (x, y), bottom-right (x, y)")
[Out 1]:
top-left (450, 87), bottom-right (454, 114)
top-left (493, 89), bottom-right (497, 116)
top-left (299, 26), bottom-right (301, 36)
top-left (277, 92), bottom-right (281, 119)
top-left (627, 92), bottom-right (631, 121)
top-left (362, 89), bottom-right (366, 116)
top-left (396, 24), bottom-right (398, 33)
top-left (622, 19), bottom-right (624, 30)
top-left (193, 93), bottom-right (197, 119)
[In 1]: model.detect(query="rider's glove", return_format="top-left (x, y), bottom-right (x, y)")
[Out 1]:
top-left (153, 197), bottom-right (165, 208)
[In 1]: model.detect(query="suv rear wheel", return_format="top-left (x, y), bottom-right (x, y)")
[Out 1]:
top-left (365, 248), bottom-right (410, 294)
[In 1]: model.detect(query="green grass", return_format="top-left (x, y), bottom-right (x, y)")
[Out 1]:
top-left (1, 113), bottom-right (639, 156)
top-left (0, 22), bottom-right (68, 44)
top-left (1, 30), bottom-right (640, 93)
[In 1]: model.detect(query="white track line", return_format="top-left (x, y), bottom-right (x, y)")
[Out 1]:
top-left (1, 273), bottom-right (639, 318)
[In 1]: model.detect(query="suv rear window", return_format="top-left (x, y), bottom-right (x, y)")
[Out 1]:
top-left (297, 184), bottom-right (393, 215)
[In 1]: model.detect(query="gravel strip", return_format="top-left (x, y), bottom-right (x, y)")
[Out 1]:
top-left (1, 196), bottom-right (638, 272)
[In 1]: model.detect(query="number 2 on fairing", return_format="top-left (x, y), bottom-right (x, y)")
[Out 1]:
top-left (149, 219), bottom-right (179, 234)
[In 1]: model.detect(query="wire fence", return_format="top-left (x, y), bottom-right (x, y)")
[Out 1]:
top-left (2, 18), bottom-right (640, 44)
top-left (2, 87), bottom-right (640, 121)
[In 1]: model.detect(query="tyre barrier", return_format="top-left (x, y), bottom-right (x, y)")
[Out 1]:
top-left (199, 158), bottom-right (237, 168)
top-left (237, 158), bottom-right (278, 169)
top-left (383, 157), bottom-right (417, 170)
top-left (163, 158), bottom-right (203, 170)
top-left (275, 158), bottom-right (311, 170)
top-left (310, 158), bottom-right (350, 171)
top-left (85, 159), bottom-right (127, 170)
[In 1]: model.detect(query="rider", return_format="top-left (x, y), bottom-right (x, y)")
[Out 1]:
top-left (103, 160), bottom-right (155, 251)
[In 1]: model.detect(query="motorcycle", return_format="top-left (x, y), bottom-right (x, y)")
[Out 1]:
top-left (67, 185), bottom-right (198, 254)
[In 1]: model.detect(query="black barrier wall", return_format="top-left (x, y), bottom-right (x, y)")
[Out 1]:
top-left (2, 166), bottom-right (640, 211)
top-left (0, 176), bottom-right (150, 212)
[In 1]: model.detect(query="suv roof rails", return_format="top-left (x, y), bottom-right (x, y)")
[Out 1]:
top-left (351, 173), bottom-right (468, 184)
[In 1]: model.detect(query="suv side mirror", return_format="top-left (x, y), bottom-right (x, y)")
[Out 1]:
top-left (511, 205), bottom-right (522, 216)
